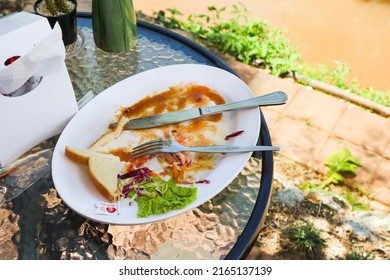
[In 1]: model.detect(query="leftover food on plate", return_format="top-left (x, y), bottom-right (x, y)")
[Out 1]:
top-left (65, 83), bottom-right (238, 217)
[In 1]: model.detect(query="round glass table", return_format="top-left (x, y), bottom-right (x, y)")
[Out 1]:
top-left (0, 14), bottom-right (274, 260)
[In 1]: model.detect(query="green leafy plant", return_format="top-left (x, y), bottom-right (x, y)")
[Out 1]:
top-left (303, 61), bottom-right (390, 107)
top-left (301, 147), bottom-right (362, 190)
top-left (155, 5), bottom-right (390, 107)
top-left (303, 61), bottom-right (350, 90)
top-left (155, 4), bottom-right (302, 76)
top-left (321, 147), bottom-right (361, 189)
top-left (343, 251), bottom-right (375, 260)
top-left (343, 189), bottom-right (370, 211)
top-left (284, 223), bottom-right (326, 258)
top-left (300, 147), bottom-right (368, 211)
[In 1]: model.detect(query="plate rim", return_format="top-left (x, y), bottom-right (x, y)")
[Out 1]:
top-left (51, 64), bottom-right (261, 225)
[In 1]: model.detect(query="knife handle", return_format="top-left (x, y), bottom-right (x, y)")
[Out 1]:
top-left (201, 91), bottom-right (288, 115)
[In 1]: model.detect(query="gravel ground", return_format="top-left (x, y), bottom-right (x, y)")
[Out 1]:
top-left (246, 154), bottom-right (390, 260)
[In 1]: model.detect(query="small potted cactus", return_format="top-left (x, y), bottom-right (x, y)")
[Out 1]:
top-left (34, 0), bottom-right (78, 46)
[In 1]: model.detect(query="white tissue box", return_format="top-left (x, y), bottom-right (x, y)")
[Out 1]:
top-left (0, 12), bottom-right (78, 166)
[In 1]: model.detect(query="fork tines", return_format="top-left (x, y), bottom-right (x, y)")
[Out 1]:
top-left (131, 138), bottom-right (166, 159)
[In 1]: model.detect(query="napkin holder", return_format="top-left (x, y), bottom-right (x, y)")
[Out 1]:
top-left (0, 12), bottom-right (78, 166)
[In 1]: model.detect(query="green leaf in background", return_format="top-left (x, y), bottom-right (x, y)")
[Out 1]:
top-left (320, 147), bottom-right (361, 188)
top-left (325, 147), bottom-right (361, 175)
top-left (300, 148), bottom-right (366, 211)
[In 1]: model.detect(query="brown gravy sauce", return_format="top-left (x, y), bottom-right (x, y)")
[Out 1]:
top-left (110, 149), bottom-right (133, 163)
top-left (110, 84), bottom-right (226, 163)
top-left (121, 84), bottom-right (225, 121)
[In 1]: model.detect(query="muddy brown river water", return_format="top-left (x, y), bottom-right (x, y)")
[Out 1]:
top-left (134, 0), bottom-right (390, 91)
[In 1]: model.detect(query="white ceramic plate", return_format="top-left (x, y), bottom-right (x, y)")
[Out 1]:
top-left (51, 64), bottom-right (260, 225)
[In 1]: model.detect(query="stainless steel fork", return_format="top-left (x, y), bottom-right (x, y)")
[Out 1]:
top-left (131, 138), bottom-right (279, 159)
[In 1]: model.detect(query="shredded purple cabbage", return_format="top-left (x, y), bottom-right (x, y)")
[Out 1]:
top-left (119, 167), bottom-right (154, 197)
top-left (118, 167), bottom-right (151, 180)
top-left (121, 183), bottom-right (134, 198)
top-left (134, 188), bottom-right (143, 196)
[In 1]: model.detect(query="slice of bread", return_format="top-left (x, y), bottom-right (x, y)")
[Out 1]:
top-left (65, 146), bottom-right (121, 202)
top-left (88, 152), bottom-right (121, 202)
top-left (65, 146), bottom-right (93, 165)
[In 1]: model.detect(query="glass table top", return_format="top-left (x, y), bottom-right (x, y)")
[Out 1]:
top-left (0, 16), bottom-right (273, 260)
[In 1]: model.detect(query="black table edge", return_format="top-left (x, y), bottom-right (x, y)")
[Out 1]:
top-left (225, 112), bottom-right (274, 260)
top-left (76, 12), bottom-right (274, 260)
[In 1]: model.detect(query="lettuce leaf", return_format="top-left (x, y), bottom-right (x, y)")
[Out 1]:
top-left (134, 177), bottom-right (197, 218)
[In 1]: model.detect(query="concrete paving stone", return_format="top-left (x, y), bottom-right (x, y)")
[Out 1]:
top-left (261, 107), bottom-right (283, 129)
top-left (383, 137), bottom-right (390, 160)
top-left (247, 70), bottom-right (300, 113)
top-left (313, 137), bottom-right (382, 192)
top-left (219, 55), bottom-right (259, 85)
top-left (283, 87), bottom-right (348, 132)
top-left (269, 115), bottom-right (328, 168)
top-left (370, 158), bottom-right (390, 206)
top-left (372, 188), bottom-right (390, 206)
top-left (372, 190), bottom-right (390, 206)
top-left (332, 103), bottom-right (390, 155)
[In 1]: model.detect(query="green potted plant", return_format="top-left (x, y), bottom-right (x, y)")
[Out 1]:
top-left (34, 0), bottom-right (78, 46)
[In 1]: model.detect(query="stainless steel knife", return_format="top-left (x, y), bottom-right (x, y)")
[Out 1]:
top-left (109, 91), bottom-right (288, 130)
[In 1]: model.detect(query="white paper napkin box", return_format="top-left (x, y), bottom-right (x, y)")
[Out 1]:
top-left (0, 12), bottom-right (78, 166)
